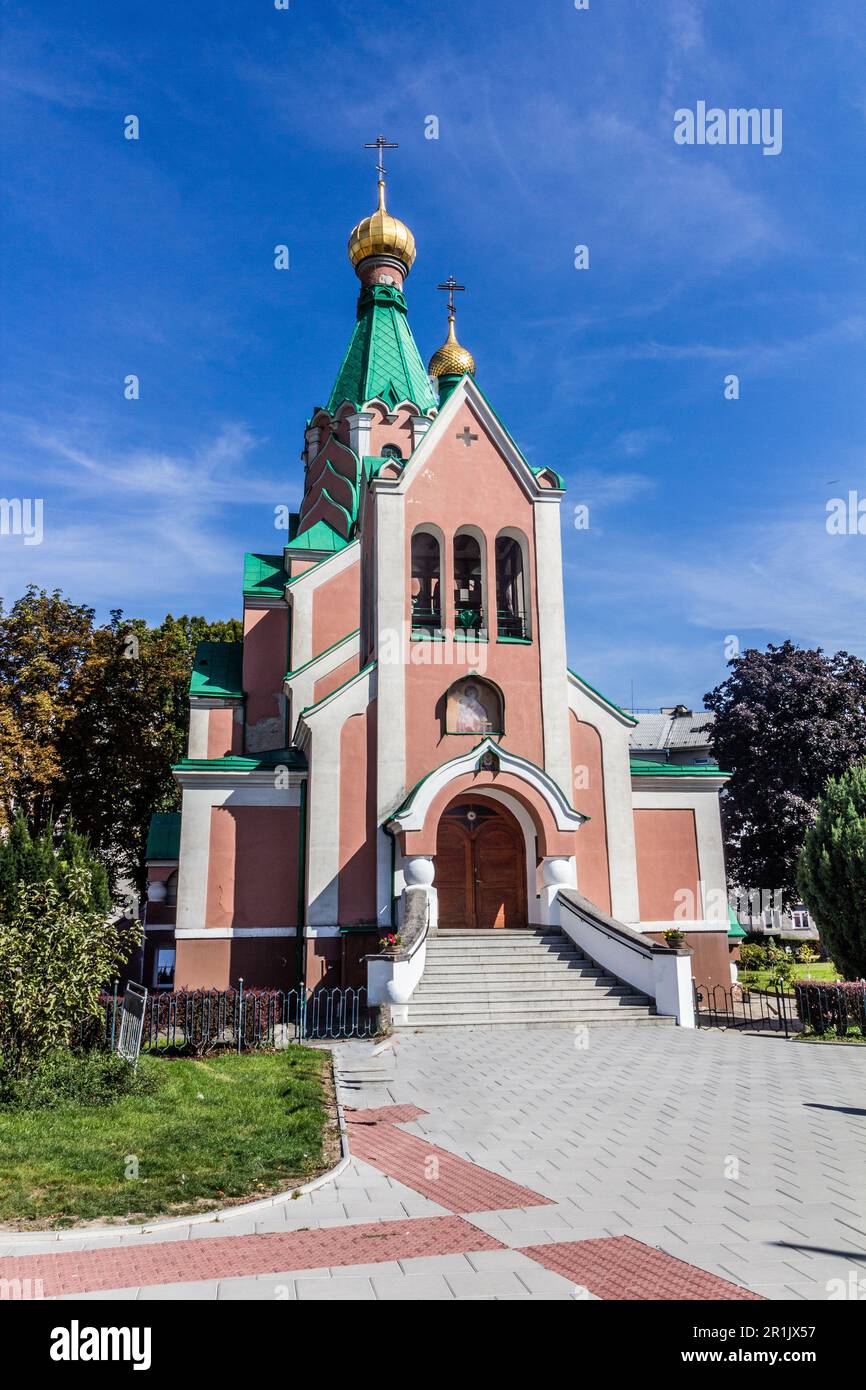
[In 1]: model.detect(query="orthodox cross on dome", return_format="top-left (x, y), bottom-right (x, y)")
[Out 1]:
top-left (437, 275), bottom-right (466, 324)
top-left (364, 134), bottom-right (398, 208)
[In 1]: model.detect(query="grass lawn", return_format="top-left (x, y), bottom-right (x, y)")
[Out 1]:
top-left (0, 1048), bottom-right (337, 1230)
top-left (739, 961), bottom-right (841, 993)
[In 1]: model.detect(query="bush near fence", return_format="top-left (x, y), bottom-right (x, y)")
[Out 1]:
top-left (84, 985), bottom-right (376, 1054)
top-left (794, 980), bottom-right (866, 1037)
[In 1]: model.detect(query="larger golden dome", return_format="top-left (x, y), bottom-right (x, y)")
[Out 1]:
top-left (428, 316), bottom-right (476, 378)
top-left (348, 180), bottom-right (416, 272)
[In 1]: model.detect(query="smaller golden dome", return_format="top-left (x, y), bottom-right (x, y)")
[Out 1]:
top-left (348, 180), bottom-right (416, 272)
top-left (428, 316), bottom-right (476, 378)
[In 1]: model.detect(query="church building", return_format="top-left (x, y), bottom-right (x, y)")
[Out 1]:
top-left (144, 147), bottom-right (732, 1023)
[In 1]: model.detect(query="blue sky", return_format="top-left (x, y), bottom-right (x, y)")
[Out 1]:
top-left (1, 0), bottom-right (864, 711)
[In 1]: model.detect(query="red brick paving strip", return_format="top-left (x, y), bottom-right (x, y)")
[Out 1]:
top-left (346, 1106), bottom-right (552, 1213)
top-left (0, 1217), bottom-right (504, 1299)
top-left (521, 1236), bottom-right (765, 1301)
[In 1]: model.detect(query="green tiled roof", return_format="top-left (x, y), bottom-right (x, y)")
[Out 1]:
top-left (327, 284), bottom-right (437, 414)
top-left (285, 519), bottom-right (349, 553)
top-left (173, 749), bottom-right (307, 773)
top-left (630, 760), bottom-right (729, 777)
top-left (190, 641), bottom-right (244, 699)
top-left (146, 812), bottom-right (181, 861)
top-left (243, 552), bottom-right (285, 599)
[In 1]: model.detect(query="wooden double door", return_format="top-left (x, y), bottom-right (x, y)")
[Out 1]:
top-left (434, 800), bottom-right (527, 929)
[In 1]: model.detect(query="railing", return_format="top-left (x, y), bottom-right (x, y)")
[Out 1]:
top-left (793, 980), bottom-right (866, 1038)
top-left (411, 605), bottom-right (441, 634)
top-left (693, 981), bottom-right (798, 1036)
top-left (497, 611), bottom-right (526, 639)
top-left (86, 983), bottom-right (376, 1054)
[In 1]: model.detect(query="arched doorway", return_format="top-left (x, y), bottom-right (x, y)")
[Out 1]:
top-left (433, 797), bottom-right (527, 928)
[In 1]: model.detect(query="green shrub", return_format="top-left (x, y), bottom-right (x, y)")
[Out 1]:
top-left (0, 1049), bottom-right (157, 1111)
top-left (739, 943), bottom-right (768, 970)
top-left (797, 943), bottom-right (818, 965)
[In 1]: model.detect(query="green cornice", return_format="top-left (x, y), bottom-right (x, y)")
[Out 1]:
top-left (173, 749), bottom-right (307, 773)
top-left (285, 518), bottom-right (349, 553)
top-left (630, 760), bottom-right (729, 777)
top-left (327, 283), bottom-right (437, 415)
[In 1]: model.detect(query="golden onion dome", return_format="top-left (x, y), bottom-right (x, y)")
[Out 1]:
top-left (428, 315), bottom-right (476, 378)
top-left (348, 179), bottom-right (416, 272)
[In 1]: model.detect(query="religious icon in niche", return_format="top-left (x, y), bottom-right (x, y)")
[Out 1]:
top-left (446, 678), bottom-right (503, 735)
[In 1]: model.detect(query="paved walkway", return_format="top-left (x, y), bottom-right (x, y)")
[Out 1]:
top-left (1, 1027), bottom-right (863, 1300)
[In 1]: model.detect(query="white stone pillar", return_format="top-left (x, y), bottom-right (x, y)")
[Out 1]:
top-left (403, 854), bottom-right (438, 931)
top-left (348, 411), bottom-right (374, 458)
top-left (539, 856), bottom-right (576, 927)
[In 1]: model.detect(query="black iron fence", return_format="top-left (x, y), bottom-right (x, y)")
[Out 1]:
top-left (693, 981), bottom-right (799, 1037)
top-left (793, 980), bottom-right (866, 1038)
top-left (88, 983), bottom-right (376, 1055)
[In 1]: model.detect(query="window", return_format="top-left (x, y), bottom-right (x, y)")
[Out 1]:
top-left (453, 533), bottom-right (483, 632)
top-left (164, 870), bottom-right (178, 906)
top-left (495, 533), bottom-right (527, 639)
top-left (155, 946), bottom-right (176, 990)
top-left (445, 677), bottom-right (504, 735)
top-left (381, 443), bottom-right (403, 459)
top-left (411, 530), bottom-right (441, 632)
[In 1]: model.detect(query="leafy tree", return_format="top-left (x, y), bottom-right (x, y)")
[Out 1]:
top-left (0, 586), bottom-right (241, 892)
top-left (704, 642), bottom-right (866, 901)
top-left (0, 815), bottom-right (110, 918)
top-left (797, 762), bottom-right (866, 980)
top-left (0, 866), bottom-right (140, 1076)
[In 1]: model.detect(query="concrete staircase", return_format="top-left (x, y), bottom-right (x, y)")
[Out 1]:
top-left (405, 928), bottom-right (673, 1030)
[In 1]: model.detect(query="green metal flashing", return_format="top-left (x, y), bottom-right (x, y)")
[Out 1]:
top-left (145, 812), bottom-right (181, 861)
top-left (299, 660), bottom-right (377, 720)
top-left (243, 552), bottom-right (285, 599)
top-left (286, 629), bottom-right (361, 681)
top-left (630, 760), bottom-right (729, 777)
top-left (284, 521), bottom-right (351, 561)
top-left (190, 642), bottom-right (244, 699)
top-left (567, 668), bottom-right (638, 725)
top-left (728, 905), bottom-right (747, 940)
top-left (327, 283), bottom-right (437, 415)
top-left (496, 636), bottom-right (532, 645)
top-left (173, 750), bottom-right (307, 773)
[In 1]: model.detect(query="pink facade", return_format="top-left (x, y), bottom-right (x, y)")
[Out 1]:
top-left (149, 177), bottom-right (730, 1003)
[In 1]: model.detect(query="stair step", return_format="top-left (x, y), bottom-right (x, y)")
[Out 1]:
top-left (409, 995), bottom-right (652, 1016)
top-left (406, 1013), bottom-right (674, 1029)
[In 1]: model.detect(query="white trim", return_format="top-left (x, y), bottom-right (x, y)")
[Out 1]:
top-left (285, 540), bottom-right (361, 668)
top-left (634, 920), bottom-right (730, 934)
top-left (294, 663), bottom-right (378, 928)
top-left (175, 928), bottom-right (298, 939)
top-left (286, 629), bottom-right (361, 725)
top-left (533, 500), bottom-right (572, 792)
top-left (567, 686), bottom-right (641, 923)
top-left (566, 669), bottom-right (637, 730)
top-left (387, 737), bottom-right (587, 835)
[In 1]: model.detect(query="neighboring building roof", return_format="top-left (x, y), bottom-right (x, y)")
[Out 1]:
top-left (629, 709), bottom-right (715, 751)
top-left (190, 641), bottom-right (244, 699)
top-left (146, 811), bottom-right (181, 861)
top-left (327, 283), bottom-right (437, 414)
top-left (243, 552), bottom-right (285, 599)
